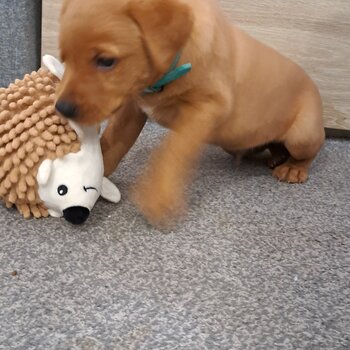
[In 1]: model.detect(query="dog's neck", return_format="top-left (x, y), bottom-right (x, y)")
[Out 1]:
top-left (143, 53), bottom-right (192, 94)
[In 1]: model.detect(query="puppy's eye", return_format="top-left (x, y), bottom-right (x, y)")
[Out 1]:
top-left (58, 185), bottom-right (68, 196)
top-left (95, 57), bottom-right (117, 70)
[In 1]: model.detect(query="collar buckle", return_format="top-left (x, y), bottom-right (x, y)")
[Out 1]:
top-left (144, 53), bottom-right (192, 94)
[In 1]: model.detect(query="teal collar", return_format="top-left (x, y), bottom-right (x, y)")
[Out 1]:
top-left (144, 53), bottom-right (192, 94)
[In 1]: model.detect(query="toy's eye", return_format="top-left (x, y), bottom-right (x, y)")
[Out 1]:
top-left (57, 185), bottom-right (68, 196)
top-left (84, 186), bottom-right (98, 193)
top-left (95, 57), bottom-right (117, 70)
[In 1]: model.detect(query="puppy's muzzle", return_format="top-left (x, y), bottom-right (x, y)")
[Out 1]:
top-left (63, 206), bottom-right (90, 225)
top-left (56, 100), bottom-right (79, 119)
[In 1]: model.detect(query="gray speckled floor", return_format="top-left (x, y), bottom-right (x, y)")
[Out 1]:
top-left (0, 1), bottom-right (41, 87)
top-left (0, 123), bottom-right (349, 350)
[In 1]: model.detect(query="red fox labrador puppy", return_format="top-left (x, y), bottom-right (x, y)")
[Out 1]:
top-left (56, 0), bottom-right (325, 224)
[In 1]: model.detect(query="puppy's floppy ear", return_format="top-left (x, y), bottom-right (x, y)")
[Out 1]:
top-left (127, 0), bottom-right (194, 73)
top-left (60, 0), bottom-right (69, 17)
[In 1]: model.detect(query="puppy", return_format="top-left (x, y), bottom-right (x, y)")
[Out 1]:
top-left (56, 0), bottom-right (325, 224)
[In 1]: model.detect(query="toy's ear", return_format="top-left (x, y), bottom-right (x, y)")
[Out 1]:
top-left (37, 159), bottom-right (53, 186)
top-left (42, 55), bottom-right (65, 80)
top-left (67, 120), bottom-right (84, 140)
top-left (67, 120), bottom-right (99, 144)
top-left (101, 177), bottom-right (121, 203)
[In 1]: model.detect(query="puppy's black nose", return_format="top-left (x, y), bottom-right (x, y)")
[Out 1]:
top-left (63, 206), bottom-right (90, 225)
top-left (55, 100), bottom-right (78, 119)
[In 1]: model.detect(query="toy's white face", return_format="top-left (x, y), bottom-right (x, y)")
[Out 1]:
top-left (36, 56), bottom-right (121, 224)
top-left (38, 151), bottom-right (104, 224)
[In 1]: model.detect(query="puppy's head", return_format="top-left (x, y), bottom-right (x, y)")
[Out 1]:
top-left (56, 0), bottom-right (194, 124)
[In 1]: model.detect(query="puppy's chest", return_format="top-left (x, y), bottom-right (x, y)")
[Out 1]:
top-left (140, 104), bottom-right (157, 119)
top-left (138, 99), bottom-right (176, 129)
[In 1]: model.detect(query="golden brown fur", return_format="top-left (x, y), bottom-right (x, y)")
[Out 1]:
top-left (57, 0), bottom-right (325, 224)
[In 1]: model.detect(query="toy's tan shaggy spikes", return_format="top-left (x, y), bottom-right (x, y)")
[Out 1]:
top-left (0, 68), bottom-right (80, 219)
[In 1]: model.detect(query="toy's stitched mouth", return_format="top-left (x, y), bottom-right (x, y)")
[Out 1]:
top-left (83, 186), bottom-right (98, 193)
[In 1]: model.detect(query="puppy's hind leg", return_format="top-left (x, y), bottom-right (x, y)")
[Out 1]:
top-left (272, 87), bottom-right (325, 183)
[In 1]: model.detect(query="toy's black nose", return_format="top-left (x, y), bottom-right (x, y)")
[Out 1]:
top-left (55, 100), bottom-right (78, 118)
top-left (63, 206), bottom-right (90, 225)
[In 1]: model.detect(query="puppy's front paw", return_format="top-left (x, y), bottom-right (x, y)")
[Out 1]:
top-left (131, 179), bottom-right (185, 227)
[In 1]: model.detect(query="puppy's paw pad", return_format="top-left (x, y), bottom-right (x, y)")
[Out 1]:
top-left (272, 164), bottom-right (308, 183)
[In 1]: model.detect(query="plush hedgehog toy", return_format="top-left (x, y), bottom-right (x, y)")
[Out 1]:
top-left (0, 55), bottom-right (121, 225)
